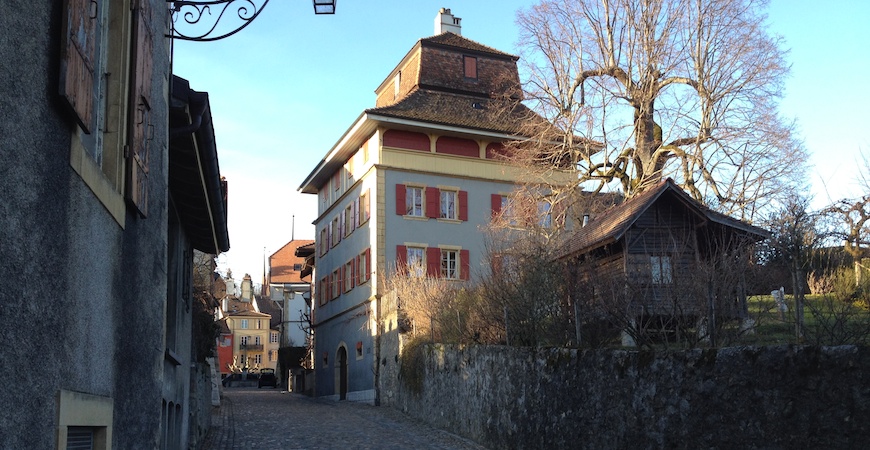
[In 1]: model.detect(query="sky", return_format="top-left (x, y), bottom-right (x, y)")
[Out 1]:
top-left (171, 0), bottom-right (870, 284)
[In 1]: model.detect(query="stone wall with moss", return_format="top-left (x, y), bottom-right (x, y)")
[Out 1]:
top-left (380, 344), bottom-right (869, 449)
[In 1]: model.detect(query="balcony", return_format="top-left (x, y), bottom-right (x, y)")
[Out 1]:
top-left (239, 344), bottom-right (264, 351)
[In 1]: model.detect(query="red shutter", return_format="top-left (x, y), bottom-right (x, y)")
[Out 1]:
top-left (354, 197), bottom-right (360, 227)
top-left (491, 194), bottom-right (502, 218)
top-left (396, 245), bottom-right (407, 272)
top-left (364, 189), bottom-right (371, 221)
top-left (396, 184), bottom-right (406, 215)
top-left (491, 255), bottom-right (503, 276)
top-left (426, 187), bottom-right (440, 218)
top-left (351, 259), bottom-right (356, 288)
top-left (459, 190), bottom-right (468, 221)
top-left (427, 247), bottom-right (441, 278)
top-left (460, 249), bottom-right (470, 280)
top-left (365, 248), bottom-right (371, 281)
top-left (60, 0), bottom-right (98, 133)
top-left (128, 0), bottom-right (153, 217)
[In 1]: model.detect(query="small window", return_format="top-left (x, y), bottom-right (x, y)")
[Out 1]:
top-left (440, 190), bottom-right (457, 220)
top-left (463, 55), bottom-right (477, 79)
top-left (331, 217), bottom-right (340, 247)
top-left (345, 261), bottom-right (354, 292)
top-left (356, 341), bottom-right (364, 358)
top-left (344, 204), bottom-right (355, 237)
top-left (253, 354), bottom-right (262, 364)
top-left (441, 249), bottom-right (459, 279)
top-left (254, 336), bottom-right (261, 345)
top-left (240, 336), bottom-right (249, 345)
top-left (538, 201), bottom-right (552, 228)
top-left (270, 333), bottom-right (279, 343)
top-left (651, 256), bottom-right (673, 284)
top-left (406, 186), bottom-right (424, 217)
top-left (294, 263), bottom-right (302, 271)
top-left (393, 71), bottom-right (401, 98)
top-left (240, 319), bottom-right (248, 329)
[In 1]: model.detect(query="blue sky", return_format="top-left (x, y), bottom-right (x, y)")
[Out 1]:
top-left (171, 0), bottom-right (869, 282)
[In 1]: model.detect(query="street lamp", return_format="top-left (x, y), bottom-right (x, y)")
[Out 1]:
top-left (168, 0), bottom-right (335, 42)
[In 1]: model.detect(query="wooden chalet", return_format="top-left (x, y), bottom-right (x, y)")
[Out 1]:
top-left (559, 179), bottom-right (768, 334)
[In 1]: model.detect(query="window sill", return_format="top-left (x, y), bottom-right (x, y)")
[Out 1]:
top-left (70, 139), bottom-right (126, 228)
top-left (436, 218), bottom-right (461, 224)
top-left (402, 215), bottom-right (428, 221)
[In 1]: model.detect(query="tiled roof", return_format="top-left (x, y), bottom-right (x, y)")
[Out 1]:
top-left (421, 32), bottom-right (518, 60)
top-left (367, 88), bottom-right (539, 135)
top-left (270, 239), bottom-right (315, 284)
top-left (255, 295), bottom-right (283, 329)
top-left (559, 179), bottom-right (767, 258)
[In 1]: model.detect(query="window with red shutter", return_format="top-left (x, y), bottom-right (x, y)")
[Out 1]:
top-left (427, 247), bottom-right (441, 278)
top-left (396, 245), bottom-right (407, 270)
top-left (458, 190), bottom-right (468, 221)
top-left (460, 249), bottom-right (470, 280)
top-left (491, 194), bottom-right (502, 217)
top-left (365, 248), bottom-right (371, 281)
top-left (425, 187), bottom-right (439, 218)
top-left (395, 184), bottom-right (406, 215)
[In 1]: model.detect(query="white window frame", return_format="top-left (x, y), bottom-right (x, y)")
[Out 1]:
top-left (240, 319), bottom-right (248, 329)
top-left (440, 189), bottom-right (457, 220)
top-left (407, 246), bottom-right (425, 277)
top-left (441, 249), bottom-right (459, 279)
top-left (406, 186), bottom-right (424, 217)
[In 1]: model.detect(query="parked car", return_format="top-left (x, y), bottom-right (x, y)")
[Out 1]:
top-left (258, 368), bottom-right (277, 388)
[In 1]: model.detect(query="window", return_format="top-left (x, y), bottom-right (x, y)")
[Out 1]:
top-left (345, 261), bottom-right (354, 292)
top-left (407, 246), bottom-right (425, 277)
top-left (441, 249), bottom-right (458, 279)
top-left (331, 217), bottom-right (340, 247)
top-left (356, 341), bottom-right (364, 358)
top-left (393, 71), bottom-right (401, 98)
top-left (270, 333), bottom-right (279, 343)
top-left (358, 249), bottom-right (370, 284)
top-left (440, 190), bottom-right (457, 220)
top-left (254, 336), bottom-right (261, 345)
top-left (62, 0), bottom-right (151, 225)
top-left (344, 204), bottom-right (355, 237)
top-left (57, 390), bottom-right (112, 450)
top-left (346, 158), bottom-right (354, 183)
top-left (463, 55), bottom-right (477, 79)
top-left (360, 189), bottom-right (371, 224)
top-left (538, 201), bottom-right (552, 228)
top-left (332, 171), bottom-right (341, 192)
top-left (332, 269), bottom-right (341, 298)
top-left (253, 354), bottom-right (262, 364)
top-left (240, 319), bottom-right (248, 329)
top-left (256, 320), bottom-right (261, 329)
top-left (320, 228), bottom-right (327, 255)
top-left (240, 355), bottom-right (247, 365)
top-left (240, 336), bottom-right (249, 345)
top-left (651, 256), bottom-right (673, 284)
top-left (406, 186), bottom-right (424, 217)
top-left (269, 350), bottom-right (277, 361)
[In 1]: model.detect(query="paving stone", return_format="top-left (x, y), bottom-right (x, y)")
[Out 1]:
top-left (200, 387), bottom-right (486, 450)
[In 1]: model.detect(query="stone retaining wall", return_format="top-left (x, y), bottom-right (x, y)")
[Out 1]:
top-left (380, 344), bottom-right (869, 449)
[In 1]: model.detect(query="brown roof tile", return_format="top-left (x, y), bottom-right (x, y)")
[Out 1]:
top-left (270, 239), bottom-right (315, 284)
top-left (421, 32), bottom-right (518, 60)
top-left (367, 88), bottom-right (539, 135)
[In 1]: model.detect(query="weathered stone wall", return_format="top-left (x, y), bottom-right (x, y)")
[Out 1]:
top-left (380, 344), bottom-right (870, 449)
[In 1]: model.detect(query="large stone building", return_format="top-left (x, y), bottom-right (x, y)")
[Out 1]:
top-left (1, 2), bottom-right (229, 448)
top-left (298, 9), bottom-right (550, 402)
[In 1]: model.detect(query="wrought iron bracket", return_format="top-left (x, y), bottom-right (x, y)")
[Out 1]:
top-left (167, 0), bottom-right (271, 42)
top-left (167, 0), bottom-right (335, 42)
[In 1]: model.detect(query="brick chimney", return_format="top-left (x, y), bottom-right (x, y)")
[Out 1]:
top-left (435, 8), bottom-right (461, 35)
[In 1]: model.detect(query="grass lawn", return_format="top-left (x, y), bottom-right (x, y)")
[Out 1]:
top-left (743, 293), bottom-right (870, 346)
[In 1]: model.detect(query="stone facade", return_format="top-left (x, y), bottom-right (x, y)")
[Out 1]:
top-left (381, 344), bottom-right (870, 449)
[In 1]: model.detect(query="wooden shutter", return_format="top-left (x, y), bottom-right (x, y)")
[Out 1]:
top-left (60, 0), bottom-right (98, 133)
top-left (128, 0), bottom-right (153, 216)
top-left (427, 247), bottom-right (441, 278)
top-left (356, 255), bottom-right (362, 284)
top-left (491, 194), bottom-right (502, 217)
top-left (395, 184), bottom-right (406, 215)
top-left (365, 248), bottom-right (371, 281)
top-left (460, 249), bottom-right (470, 280)
top-left (351, 258), bottom-right (356, 288)
top-left (396, 245), bottom-right (407, 271)
top-left (425, 187), bottom-right (439, 218)
top-left (364, 189), bottom-right (371, 221)
top-left (458, 190), bottom-right (468, 221)
top-left (339, 213), bottom-right (345, 238)
top-left (354, 197), bottom-right (360, 227)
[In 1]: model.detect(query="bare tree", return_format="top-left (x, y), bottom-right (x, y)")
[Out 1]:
top-left (511, 0), bottom-right (806, 220)
top-left (823, 150), bottom-right (870, 285)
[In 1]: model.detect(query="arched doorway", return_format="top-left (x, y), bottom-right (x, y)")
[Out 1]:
top-left (337, 346), bottom-right (348, 400)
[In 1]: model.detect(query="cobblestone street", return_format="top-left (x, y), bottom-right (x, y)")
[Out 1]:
top-left (200, 388), bottom-right (486, 450)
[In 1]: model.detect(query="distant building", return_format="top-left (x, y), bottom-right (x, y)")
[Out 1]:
top-left (298, 9), bottom-right (554, 402)
top-left (268, 239), bottom-right (315, 348)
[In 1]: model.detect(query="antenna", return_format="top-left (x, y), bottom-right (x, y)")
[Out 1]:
top-left (292, 215), bottom-right (295, 241)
